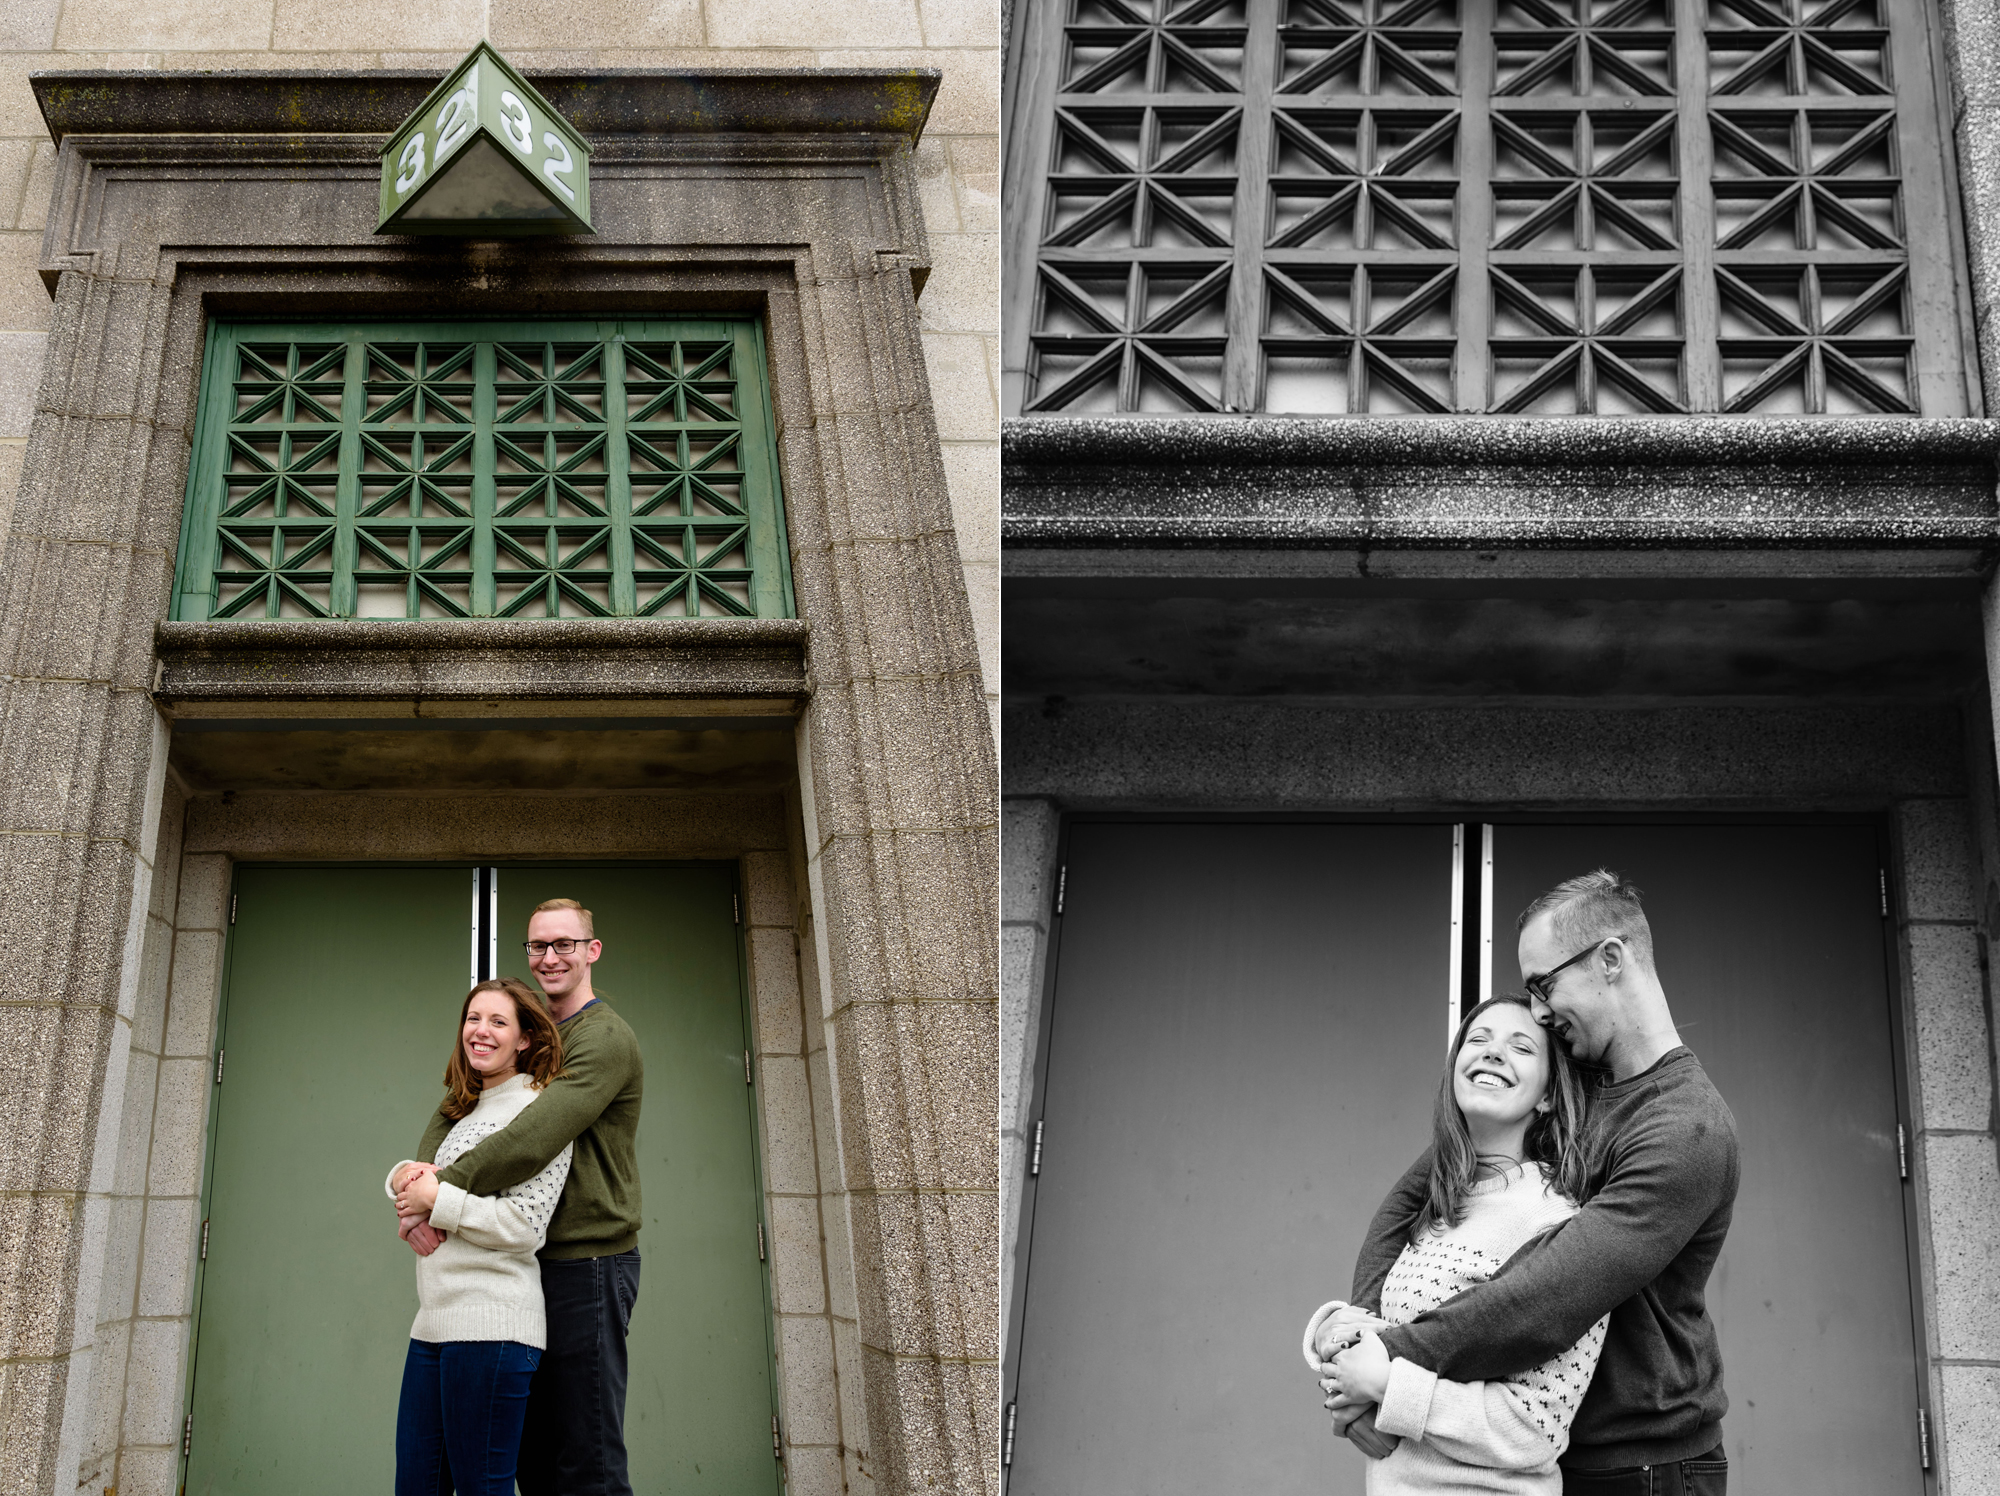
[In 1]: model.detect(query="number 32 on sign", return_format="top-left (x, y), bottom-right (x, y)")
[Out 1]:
top-left (377, 43), bottom-right (593, 236)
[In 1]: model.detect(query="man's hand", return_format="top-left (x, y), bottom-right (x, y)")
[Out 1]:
top-left (398, 1212), bottom-right (444, 1257)
top-left (1339, 1407), bottom-right (1399, 1460)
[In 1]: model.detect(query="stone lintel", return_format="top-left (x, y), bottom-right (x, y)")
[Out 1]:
top-left (154, 619), bottom-right (810, 706)
top-left (31, 68), bottom-right (941, 147)
top-left (1002, 416), bottom-right (2000, 550)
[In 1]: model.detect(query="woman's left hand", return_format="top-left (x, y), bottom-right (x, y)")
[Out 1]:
top-left (1321, 1331), bottom-right (1391, 1409)
top-left (395, 1169), bottom-right (439, 1215)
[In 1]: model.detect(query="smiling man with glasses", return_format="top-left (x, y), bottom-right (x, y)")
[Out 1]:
top-left (1332, 870), bottom-right (1740, 1496)
top-left (396, 897), bottom-right (647, 1496)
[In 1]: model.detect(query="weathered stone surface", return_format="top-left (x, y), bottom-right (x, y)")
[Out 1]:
top-left (1907, 925), bottom-right (1995, 1132)
top-left (0, 1358), bottom-right (65, 1496)
top-left (1940, 1364), bottom-right (2000, 1496)
top-left (859, 1345), bottom-right (994, 1496)
top-left (135, 1197), bottom-right (196, 1320)
top-left (0, 333), bottom-right (45, 439)
top-left (32, 67), bottom-right (941, 143)
top-left (184, 791), bottom-right (788, 860)
top-left (750, 927), bottom-right (807, 1057)
top-left (1898, 799), bottom-right (1983, 923)
top-left (1006, 592), bottom-right (1988, 702)
top-left (828, 998), bottom-right (997, 1191)
top-left (760, 1054), bottom-right (820, 1196)
top-left (769, 1193), bottom-right (828, 1315)
top-left (1005, 698), bottom-right (1970, 808)
top-left (849, 1186), bottom-right (997, 1360)
top-left (273, 0), bottom-right (482, 51)
top-left (1922, 1134), bottom-right (2000, 1362)
top-left (1003, 417), bottom-right (2000, 547)
top-left (0, 0), bottom-right (59, 50)
top-left (785, 1443), bottom-right (846, 1496)
top-left (54, 0), bottom-right (272, 51)
top-left (779, 1313), bottom-right (842, 1445)
top-left (155, 619), bottom-right (810, 703)
top-left (490, 0), bottom-right (703, 50)
top-left (711, 0), bottom-right (925, 49)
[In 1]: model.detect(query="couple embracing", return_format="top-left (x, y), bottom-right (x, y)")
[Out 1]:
top-left (1308, 870), bottom-right (1740, 1496)
top-left (384, 898), bottom-right (645, 1496)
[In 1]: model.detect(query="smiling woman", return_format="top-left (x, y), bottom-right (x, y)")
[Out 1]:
top-left (385, 976), bottom-right (572, 1496)
top-left (1311, 993), bottom-right (1607, 1496)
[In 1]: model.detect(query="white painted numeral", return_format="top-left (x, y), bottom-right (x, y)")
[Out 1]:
top-left (395, 133), bottom-right (426, 193)
top-left (498, 90), bottom-right (535, 155)
top-left (542, 132), bottom-right (577, 201)
top-left (435, 63), bottom-right (478, 161)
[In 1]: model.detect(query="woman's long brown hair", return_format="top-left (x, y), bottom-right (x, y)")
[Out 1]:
top-left (1406, 993), bottom-right (1592, 1245)
top-left (441, 978), bottom-right (565, 1121)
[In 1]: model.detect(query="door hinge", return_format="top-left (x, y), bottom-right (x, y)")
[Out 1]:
top-left (182, 1413), bottom-right (192, 1457)
top-left (757, 1221), bottom-right (767, 1261)
top-left (1879, 870), bottom-right (1889, 918)
top-left (733, 893), bottom-right (740, 925)
top-left (1054, 865), bottom-right (1066, 917)
top-left (1029, 1119), bottom-right (1044, 1178)
top-left (744, 1049), bottom-right (753, 1086)
top-left (1918, 1406), bottom-right (1931, 1469)
top-left (229, 894), bottom-right (237, 925)
top-left (1003, 1400), bottom-right (1018, 1468)
top-left (199, 1218), bottom-right (210, 1262)
top-left (1898, 1124), bottom-right (1909, 1180)
top-left (213, 1050), bottom-right (225, 1086)
top-left (772, 1414), bottom-right (783, 1459)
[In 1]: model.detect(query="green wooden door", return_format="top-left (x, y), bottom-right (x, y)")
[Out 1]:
top-left (495, 864), bottom-right (779, 1495)
top-left (183, 863), bottom-right (778, 1495)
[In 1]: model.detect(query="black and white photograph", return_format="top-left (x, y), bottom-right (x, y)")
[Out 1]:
top-left (1001, 2), bottom-right (2000, 1496)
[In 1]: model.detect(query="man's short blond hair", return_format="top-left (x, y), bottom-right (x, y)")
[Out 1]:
top-left (532, 897), bottom-right (595, 939)
top-left (1517, 869), bottom-right (1653, 971)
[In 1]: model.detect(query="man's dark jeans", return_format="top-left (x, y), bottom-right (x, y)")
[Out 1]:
top-left (517, 1251), bottom-right (641, 1496)
top-left (1564, 1447), bottom-right (1727, 1496)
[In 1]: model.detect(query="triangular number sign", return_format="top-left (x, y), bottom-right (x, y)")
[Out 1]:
top-left (378, 44), bottom-right (594, 236)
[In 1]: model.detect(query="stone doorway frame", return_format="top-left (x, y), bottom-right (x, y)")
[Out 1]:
top-left (0, 69), bottom-right (997, 1496)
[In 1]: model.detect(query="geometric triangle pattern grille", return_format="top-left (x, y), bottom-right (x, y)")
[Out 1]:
top-left (1018, 0), bottom-right (1965, 415)
top-left (176, 321), bottom-right (792, 622)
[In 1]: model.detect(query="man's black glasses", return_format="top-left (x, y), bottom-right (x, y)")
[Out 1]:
top-left (1524, 936), bottom-right (1620, 1003)
top-left (524, 938), bottom-right (590, 957)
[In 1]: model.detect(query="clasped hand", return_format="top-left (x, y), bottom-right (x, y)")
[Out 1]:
top-left (390, 1161), bottom-right (444, 1256)
top-left (1310, 1304), bottom-right (1399, 1459)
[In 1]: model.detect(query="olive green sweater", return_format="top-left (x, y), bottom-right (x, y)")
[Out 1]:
top-left (420, 997), bottom-right (644, 1260)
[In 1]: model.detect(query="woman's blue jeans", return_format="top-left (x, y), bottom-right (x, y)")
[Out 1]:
top-left (395, 1338), bottom-right (541, 1496)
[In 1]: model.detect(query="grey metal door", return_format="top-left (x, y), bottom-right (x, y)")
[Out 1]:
top-left (1491, 823), bottom-right (1923, 1493)
top-left (1010, 822), bottom-right (1452, 1496)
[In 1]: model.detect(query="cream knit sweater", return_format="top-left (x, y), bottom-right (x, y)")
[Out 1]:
top-left (1366, 1163), bottom-right (1609, 1496)
top-left (384, 1072), bottom-right (573, 1349)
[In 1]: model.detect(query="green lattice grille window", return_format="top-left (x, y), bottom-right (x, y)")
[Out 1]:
top-left (173, 320), bottom-right (793, 620)
top-left (1006, 0), bottom-right (1978, 417)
